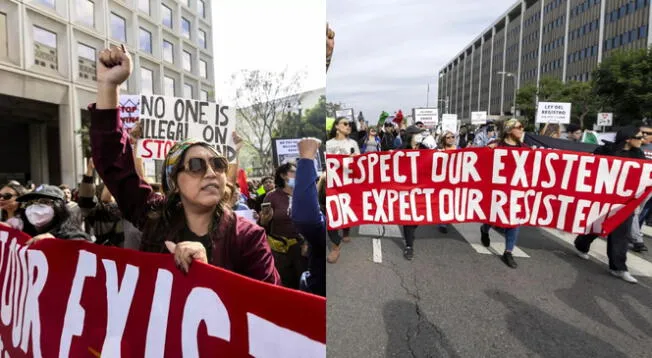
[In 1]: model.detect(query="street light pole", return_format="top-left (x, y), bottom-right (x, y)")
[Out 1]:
top-left (497, 71), bottom-right (516, 116)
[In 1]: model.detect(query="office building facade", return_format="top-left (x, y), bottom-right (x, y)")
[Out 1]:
top-left (438, 0), bottom-right (652, 120)
top-left (0, 0), bottom-right (215, 186)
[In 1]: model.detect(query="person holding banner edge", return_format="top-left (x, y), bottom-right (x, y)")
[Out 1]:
top-left (480, 118), bottom-right (528, 269)
top-left (89, 44), bottom-right (280, 283)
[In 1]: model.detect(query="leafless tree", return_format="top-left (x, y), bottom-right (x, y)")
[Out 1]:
top-left (231, 69), bottom-right (305, 174)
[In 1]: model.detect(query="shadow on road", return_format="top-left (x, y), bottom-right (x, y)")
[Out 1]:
top-left (553, 251), bottom-right (652, 340)
top-left (486, 289), bottom-right (628, 358)
top-left (383, 300), bottom-right (460, 358)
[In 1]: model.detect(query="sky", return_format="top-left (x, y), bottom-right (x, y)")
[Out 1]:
top-left (327, 0), bottom-right (517, 123)
top-left (213, 0), bottom-right (326, 103)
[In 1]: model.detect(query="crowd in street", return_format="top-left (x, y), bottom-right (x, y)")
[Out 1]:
top-left (326, 114), bottom-right (652, 284)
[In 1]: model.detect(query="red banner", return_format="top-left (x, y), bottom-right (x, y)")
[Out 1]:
top-left (0, 227), bottom-right (325, 357)
top-left (326, 147), bottom-right (652, 235)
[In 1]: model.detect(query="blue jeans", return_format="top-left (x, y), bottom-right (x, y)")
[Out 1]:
top-left (481, 224), bottom-right (520, 252)
top-left (640, 198), bottom-right (652, 227)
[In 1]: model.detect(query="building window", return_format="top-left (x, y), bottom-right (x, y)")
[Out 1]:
top-left (0, 12), bottom-right (7, 59)
top-left (110, 13), bottom-right (126, 42)
top-left (163, 40), bottom-right (174, 63)
top-left (140, 67), bottom-right (153, 94)
top-left (33, 26), bottom-right (58, 70)
top-left (199, 29), bottom-right (206, 48)
top-left (182, 50), bottom-right (192, 71)
top-left (78, 43), bottom-right (96, 81)
top-left (38, 0), bottom-right (55, 9)
top-left (184, 83), bottom-right (192, 98)
top-left (77, 0), bottom-right (95, 27)
top-left (200, 90), bottom-right (208, 101)
top-left (182, 17), bottom-right (191, 39)
top-left (164, 76), bottom-right (175, 97)
top-left (138, 0), bottom-right (150, 14)
top-left (198, 0), bottom-right (205, 17)
top-left (199, 59), bottom-right (207, 78)
top-left (162, 4), bottom-right (173, 28)
top-left (139, 28), bottom-right (152, 53)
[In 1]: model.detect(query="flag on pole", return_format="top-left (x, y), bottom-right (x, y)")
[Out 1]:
top-left (378, 111), bottom-right (389, 126)
top-left (394, 110), bottom-right (404, 126)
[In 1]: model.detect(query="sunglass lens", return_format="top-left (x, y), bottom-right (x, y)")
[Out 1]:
top-left (0, 194), bottom-right (11, 200)
top-left (187, 158), bottom-right (207, 174)
top-left (210, 157), bottom-right (228, 173)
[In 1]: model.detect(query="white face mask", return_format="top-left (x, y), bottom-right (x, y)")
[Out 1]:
top-left (25, 204), bottom-right (55, 228)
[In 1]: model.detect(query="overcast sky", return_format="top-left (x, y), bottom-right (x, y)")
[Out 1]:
top-left (213, 0), bottom-right (326, 103)
top-left (327, 0), bottom-right (516, 123)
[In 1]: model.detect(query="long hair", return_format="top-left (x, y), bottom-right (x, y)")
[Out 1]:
top-left (438, 131), bottom-right (455, 149)
top-left (274, 163), bottom-right (296, 189)
top-left (328, 117), bottom-right (349, 139)
top-left (317, 173), bottom-right (327, 213)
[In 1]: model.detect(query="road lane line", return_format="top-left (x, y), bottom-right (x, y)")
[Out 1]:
top-left (452, 224), bottom-right (530, 258)
top-left (372, 239), bottom-right (382, 263)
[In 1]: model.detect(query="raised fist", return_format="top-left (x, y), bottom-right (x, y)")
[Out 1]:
top-left (97, 44), bottom-right (132, 87)
top-left (298, 137), bottom-right (322, 160)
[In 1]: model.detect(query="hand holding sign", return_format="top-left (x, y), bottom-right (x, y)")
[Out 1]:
top-left (164, 240), bottom-right (208, 274)
top-left (26, 232), bottom-right (54, 246)
top-left (298, 137), bottom-right (322, 160)
top-left (97, 44), bottom-right (132, 87)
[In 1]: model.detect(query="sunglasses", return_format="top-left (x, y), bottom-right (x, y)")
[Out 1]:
top-left (643, 131), bottom-right (652, 136)
top-left (512, 125), bottom-right (523, 130)
top-left (631, 135), bottom-right (644, 140)
top-left (0, 193), bottom-right (16, 200)
top-left (179, 157), bottom-right (228, 176)
top-left (445, 136), bottom-right (455, 139)
top-left (339, 122), bottom-right (350, 127)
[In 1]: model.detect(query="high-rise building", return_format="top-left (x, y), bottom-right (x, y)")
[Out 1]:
top-left (0, 0), bottom-right (214, 186)
top-left (438, 0), bottom-right (652, 121)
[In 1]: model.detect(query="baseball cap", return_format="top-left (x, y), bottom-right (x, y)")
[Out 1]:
top-left (17, 184), bottom-right (65, 202)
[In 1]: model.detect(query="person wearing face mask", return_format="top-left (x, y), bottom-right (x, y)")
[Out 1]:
top-left (14, 185), bottom-right (90, 243)
top-left (258, 163), bottom-right (308, 289)
top-left (85, 44), bottom-right (280, 282)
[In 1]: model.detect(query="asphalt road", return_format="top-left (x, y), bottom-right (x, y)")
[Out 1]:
top-left (327, 223), bottom-right (652, 358)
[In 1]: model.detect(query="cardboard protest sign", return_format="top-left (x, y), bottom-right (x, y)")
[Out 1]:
top-left (0, 227), bottom-right (325, 357)
top-left (325, 148), bottom-right (652, 235)
top-left (272, 138), bottom-right (323, 173)
top-left (536, 102), bottom-right (571, 124)
top-left (119, 95), bottom-right (237, 162)
top-left (412, 108), bottom-right (438, 128)
top-left (119, 95), bottom-right (141, 134)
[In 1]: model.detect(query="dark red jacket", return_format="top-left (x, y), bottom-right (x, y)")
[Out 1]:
top-left (89, 105), bottom-right (280, 285)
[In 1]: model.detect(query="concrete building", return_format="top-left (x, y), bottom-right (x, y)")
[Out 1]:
top-left (438, 0), bottom-right (652, 121)
top-left (0, 0), bottom-right (215, 186)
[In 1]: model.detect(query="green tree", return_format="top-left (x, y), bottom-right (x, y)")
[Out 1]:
top-left (274, 95), bottom-right (329, 142)
top-left (593, 48), bottom-right (652, 125)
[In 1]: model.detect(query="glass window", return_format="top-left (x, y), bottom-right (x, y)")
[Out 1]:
top-left (162, 4), bottom-right (173, 28)
top-left (184, 83), bottom-right (192, 98)
top-left (198, 0), bottom-right (205, 17)
top-left (140, 67), bottom-right (153, 94)
top-left (77, 0), bottom-right (95, 27)
top-left (110, 13), bottom-right (126, 42)
top-left (198, 30), bottom-right (206, 48)
top-left (38, 0), bottom-right (55, 9)
top-left (78, 43), bottom-right (96, 81)
top-left (200, 90), bottom-right (208, 101)
top-left (33, 26), bottom-right (58, 70)
top-left (139, 28), bottom-right (152, 53)
top-left (77, 42), bottom-right (95, 61)
top-left (0, 12), bottom-right (7, 59)
top-left (163, 40), bottom-right (174, 63)
top-left (182, 50), bottom-right (192, 71)
top-left (164, 76), bottom-right (175, 97)
top-left (182, 17), bottom-right (191, 39)
top-left (200, 59), bottom-right (207, 78)
top-left (138, 0), bottom-right (150, 14)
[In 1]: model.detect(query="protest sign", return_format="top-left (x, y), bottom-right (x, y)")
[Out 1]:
top-left (119, 95), bottom-right (237, 162)
top-left (0, 227), bottom-right (325, 357)
top-left (536, 102), bottom-right (571, 124)
top-left (325, 148), bottom-right (652, 235)
top-left (441, 114), bottom-right (458, 133)
top-left (471, 111), bottom-right (487, 125)
top-left (272, 138), bottom-right (323, 173)
top-left (119, 95), bottom-right (140, 134)
top-left (597, 113), bottom-right (613, 127)
top-left (412, 108), bottom-right (439, 127)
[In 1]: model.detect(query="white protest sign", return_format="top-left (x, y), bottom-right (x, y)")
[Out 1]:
top-left (273, 138), bottom-right (322, 173)
top-left (597, 112), bottom-right (613, 126)
top-left (119, 95), bottom-right (140, 133)
top-left (121, 94), bottom-right (236, 161)
top-left (335, 109), bottom-right (356, 130)
top-left (471, 111), bottom-right (488, 125)
top-left (441, 114), bottom-right (458, 133)
top-left (413, 108), bottom-right (439, 127)
top-left (536, 102), bottom-right (572, 124)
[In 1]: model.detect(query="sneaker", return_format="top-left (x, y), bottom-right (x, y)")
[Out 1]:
top-left (438, 226), bottom-right (448, 234)
top-left (610, 270), bottom-right (638, 284)
top-left (403, 246), bottom-right (414, 261)
top-left (502, 252), bottom-right (518, 268)
top-left (327, 244), bottom-right (341, 264)
top-left (480, 229), bottom-right (490, 247)
top-left (576, 249), bottom-right (590, 260)
top-left (632, 243), bottom-right (648, 253)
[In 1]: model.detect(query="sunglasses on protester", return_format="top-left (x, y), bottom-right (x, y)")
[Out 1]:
top-left (512, 125), bottom-right (523, 130)
top-left (0, 193), bottom-right (16, 200)
top-left (445, 136), bottom-right (455, 139)
top-left (179, 157), bottom-right (228, 176)
top-left (631, 135), bottom-right (644, 140)
top-left (339, 122), bottom-right (350, 127)
top-left (643, 131), bottom-right (652, 136)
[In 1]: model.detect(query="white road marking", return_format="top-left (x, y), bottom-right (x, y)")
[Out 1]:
top-left (372, 239), bottom-right (382, 263)
top-left (358, 224), bottom-right (403, 238)
top-left (452, 224), bottom-right (530, 258)
top-left (541, 228), bottom-right (652, 277)
top-left (642, 225), bottom-right (652, 237)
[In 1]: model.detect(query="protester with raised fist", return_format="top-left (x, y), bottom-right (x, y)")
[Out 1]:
top-left (89, 44), bottom-right (280, 283)
top-left (327, 23), bottom-right (334, 72)
top-left (480, 118), bottom-right (528, 269)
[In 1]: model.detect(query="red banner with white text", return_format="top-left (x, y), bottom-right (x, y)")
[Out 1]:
top-left (0, 227), bottom-right (325, 357)
top-left (325, 147), bottom-right (652, 235)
